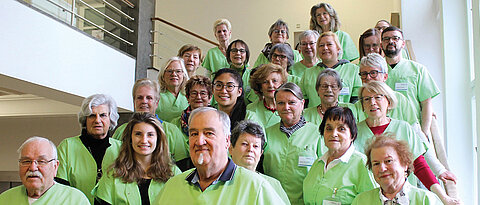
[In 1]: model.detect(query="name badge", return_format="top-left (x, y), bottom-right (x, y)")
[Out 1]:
top-left (339, 87), bottom-right (349, 95)
top-left (322, 200), bottom-right (341, 205)
top-left (298, 156), bottom-right (315, 167)
top-left (395, 83), bottom-right (408, 91)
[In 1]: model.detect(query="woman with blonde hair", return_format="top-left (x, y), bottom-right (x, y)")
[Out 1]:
top-left (156, 56), bottom-right (189, 122)
top-left (202, 19), bottom-right (232, 74)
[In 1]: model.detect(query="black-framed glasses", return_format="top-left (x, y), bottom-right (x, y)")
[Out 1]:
top-left (300, 42), bottom-right (316, 47)
top-left (319, 84), bottom-right (339, 90)
top-left (272, 53), bottom-right (287, 60)
top-left (359, 70), bottom-right (385, 79)
top-left (214, 82), bottom-right (239, 92)
top-left (230, 48), bottom-right (246, 53)
top-left (361, 94), bottom-right (385, 102)
top-left (19, 158), bottom-right (56, 167)
top-left (381, 36), bottom-right (402, 42)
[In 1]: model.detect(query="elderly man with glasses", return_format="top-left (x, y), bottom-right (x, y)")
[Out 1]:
top-left (0, 137), bottom-right (89, 204)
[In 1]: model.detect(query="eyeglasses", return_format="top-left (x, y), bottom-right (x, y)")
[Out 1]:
top-left (300, 42), bottom-right (316, 47)
top-left (319, 84), bottom-right (339, 90)
top-left (364, 43), bottom-right (379, 50)
top-left (230, 48), bottom-right (246, 53)
top-left (361, 94), bottom-right (385, 102)
top-left (381, 36), bottom-right (402, 42)
top-left (273, 29), bottom-right (287, 34)
top-left (165, 69), bottom-right (184, 75)
top-left (272, 53), bottom-right (287, 60)
top-left (19, 159), bottom-right (56, 167)
top-left (358, 70), bottom-right (385, 79)
top-left (190, 91), bottom-right (209, 98)
top-left (214, 82), bottom-right (239, 92)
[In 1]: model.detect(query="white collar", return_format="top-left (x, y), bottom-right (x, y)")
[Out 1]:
top-left (320, 144), bottom-right (355, 173)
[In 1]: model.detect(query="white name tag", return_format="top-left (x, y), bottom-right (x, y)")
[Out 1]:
top-left (395, 83), bottom-right (408, 91)
top-left (298, 156), bottom-right (315, 167)
top-left (323, 200), bottom-right (341, 205)
top-left (339, 87), bottom-right (350, 95)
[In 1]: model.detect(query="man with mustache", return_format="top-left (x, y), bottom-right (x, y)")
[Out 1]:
top-left (154, 107), bottom-right (286, 204)
top-left (381, 26), bottom-right (440, 138)
top-left (0, 137), bottom-right (89, 204)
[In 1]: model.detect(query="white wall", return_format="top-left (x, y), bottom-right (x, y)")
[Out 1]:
top-left (0, 0), bottom-right (136, 111)
top-left (155, 0), bottom-right (400, 67)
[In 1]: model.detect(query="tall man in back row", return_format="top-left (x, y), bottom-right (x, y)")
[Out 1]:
top-left (154, 107), bottom-right (286, 204)
top-left (381, 26), bottom-right (440, 136)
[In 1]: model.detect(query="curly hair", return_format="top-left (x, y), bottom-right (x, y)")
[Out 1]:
top-left (365, 134), bottom-right (414, 177)
top-left (111, 113), bottom-right (173, 183)
top-left (185, 75), bottom-right (213, 99)
top-left (309, 3), bottom-right (341, 33)
top-left (249, 63), bottom-right (287, 97)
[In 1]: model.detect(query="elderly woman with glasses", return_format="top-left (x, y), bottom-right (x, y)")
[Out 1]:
top-left (309, 2), bottom-right (358, 61)
top-left (228, 120), bottom-right (290, 204)
top-left (267, 44), bottom-right (301, 86)
top-left (290, 30), bottom-right (320, 78)
top-left (352, 135), bottom-right (443, 204)
top-left (263, 82), bottom-right (325, 205)
top-left (303, 68), bottom-right (356, 126)
top-left (253, 19), bottom-right (303, 68)
top-left (247, 63), bottom-right (287, 128)
top-left (156, 57), bottom-right (190, 122)
top-left (355, 81), bottom-right (459, 205)
top-left (202, 19), bottom-right (232, 74)
top-left (93, 113), bottom-right (181, 205)
top-left (300, 32), bottom-right (362, 107)
top-left (303, 106), bottom-right (376, 204)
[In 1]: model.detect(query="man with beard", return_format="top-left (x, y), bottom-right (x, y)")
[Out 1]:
top-left (381, 26), bottom-right (440, 137)
top-left (0, 137), bottom-right (89, 204)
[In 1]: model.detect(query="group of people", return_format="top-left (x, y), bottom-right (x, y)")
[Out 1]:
top-left (0, 2), bottom-right (461, 205)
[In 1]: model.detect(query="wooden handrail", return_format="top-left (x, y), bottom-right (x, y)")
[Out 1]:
top-left (152, 17), bottom-right (219, 47)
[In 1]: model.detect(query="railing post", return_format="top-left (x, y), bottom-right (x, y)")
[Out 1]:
top-left (70, 0), bottom-right (75, 26)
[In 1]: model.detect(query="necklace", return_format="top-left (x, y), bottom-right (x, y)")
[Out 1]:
top-left (318, 102), bottom-right (338, 115)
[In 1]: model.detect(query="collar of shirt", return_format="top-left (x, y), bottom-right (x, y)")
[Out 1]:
top-left (317, 59), bottom-right (350, 69)
top-left (379, 180), bottom-right (411, 205)
top-left (320, 144), bottom-right (355, 174)
top-left (279, 116), bottom-right (306, 138)
top-left (186, 158), bottom-right (237, 190)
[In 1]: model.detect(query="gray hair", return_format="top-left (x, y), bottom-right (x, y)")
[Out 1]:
top-left (188, 107), bottom-right (231, 137)
top-left (298, 30), bottom-right (320, 42)
top-left (360, 53), bottom-right (388, 73)
top-left (231, 120), bottom-right (266, 150)
top-left (316, 68), bottom-right (343, 91)
top-left (78, 94), bottom-right (119, 130)
top-left (268, 19), bottom-right (290, 39)
top-left (275, 82), bottom-right (304, 101)
top-left (269, 43), bottom-right (295, 70)
top-left (157, 56), bottom-right (190, 93)
top-left (213, 19), bottom-right (232, 33)
top-left (18, 136), bottom-right (57, 159)
top-left (309, 3), bottom-right (341, 33)
top-left (358, 81), bottom-right (398, 112)
top-left (132, 78), bottom-right (160, 101)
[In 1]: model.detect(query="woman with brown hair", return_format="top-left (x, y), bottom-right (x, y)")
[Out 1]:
top-left (93, 112), bottom-right (181, 205)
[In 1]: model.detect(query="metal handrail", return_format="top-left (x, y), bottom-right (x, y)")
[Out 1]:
top-left (77, 0), bottom-right (134, 33)
top-left (44, 0), bottom-right (134, 46)
top-left (102, 0), bottom-right (134, 21)
top-left (152, 17), bottom-right (219, 47)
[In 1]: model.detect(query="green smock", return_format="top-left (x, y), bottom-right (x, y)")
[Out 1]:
top-left (56, 136), bottom-right (121, 204)
top-left (336, 30), bottom-right (359, 62)
top-left (290, 61), bottom-right (311, 78)
top-left (301, 63), bottom-right (362, 107)
top-left (259, 173), bottom-right (291, 205)
top-left (303, 147), bottom-right (377, 204)
top-left (111, 121), bottom-right (189, 162)
top-left (246, 100), bottom-right (281, 129)
top-left (153, 166), bottom-right (288, 205)
top-left (201, 47), bottom-right (229, 74)
top-left (155, 91), bottom-right (189, 122)
top-left (0, 183), bottom-right (90, 205)
top-left (303, 103), bottom-right (356, 126)
top-left (253, 49), bottom-right (303, 68)
top-left (355, 119), bottom-right (428, 185)
top-left (384, 59), bottom-right (440, 120)
top-left (93, 166), bottom-right (182, 205)
top-left (263, 122), bottom-right (326, 205)
top-left (352, 91), bottom-right (419, 125)
top-left (351, 182), bottom-right (443, 205)
top-left (170, 116), bottom-right (190, 154)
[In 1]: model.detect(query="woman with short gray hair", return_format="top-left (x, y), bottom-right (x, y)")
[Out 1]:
top-left (290, 30), bottom-right (320, 78)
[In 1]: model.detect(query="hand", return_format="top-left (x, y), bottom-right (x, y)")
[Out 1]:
top-left (439, 171), bottom-right (457, 184)
top-left (440, 196), bottom-right (462, 205)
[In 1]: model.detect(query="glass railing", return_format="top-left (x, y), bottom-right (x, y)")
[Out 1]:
top-left (24, 0), bottom-right (136, 55)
